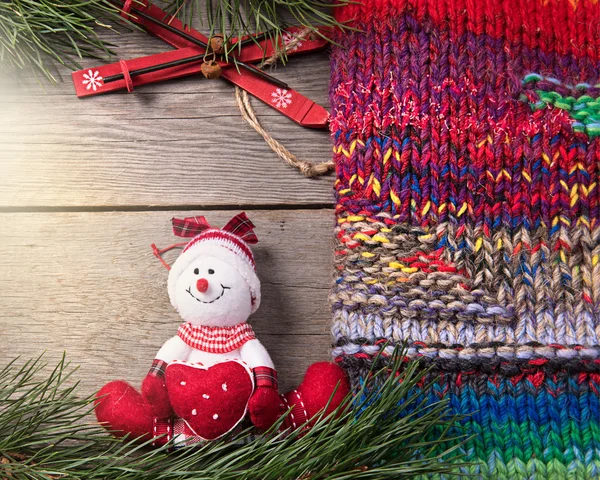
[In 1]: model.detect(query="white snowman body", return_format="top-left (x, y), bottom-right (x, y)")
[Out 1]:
top-left (154, 337), bottom-right (272, 369)
top-left (95, 216), bottom-right (293, 445)
top-left (155, 249), bottom-right (274, 369)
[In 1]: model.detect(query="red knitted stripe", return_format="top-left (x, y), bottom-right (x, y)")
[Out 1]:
top-left (335, 0), bottom-right (600, 60)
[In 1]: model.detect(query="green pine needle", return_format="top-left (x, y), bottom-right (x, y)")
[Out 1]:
top-left (0, 350), bottom-right (469, 479)
top-left (0, 0), bottom-right (349, 84)
top-left (0, 0), bottom-right (123, 83)
top-left (164, 0), bottom-right (348, 64)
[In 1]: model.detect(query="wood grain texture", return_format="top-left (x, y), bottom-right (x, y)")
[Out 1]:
top-left (0, 209), bottom-right (335, 394)
top-left (0, 27), bottom-right (333, 208)
top-left (0, 16), bottom-right (337, 400)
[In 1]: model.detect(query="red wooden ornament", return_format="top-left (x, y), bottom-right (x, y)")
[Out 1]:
top-left (71, 0), bottom-right (331, 129)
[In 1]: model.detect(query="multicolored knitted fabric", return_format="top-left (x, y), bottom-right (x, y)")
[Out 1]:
top-left (329, 0), bottom-right (600, 477)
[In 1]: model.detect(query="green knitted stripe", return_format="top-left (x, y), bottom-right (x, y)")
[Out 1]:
top-left (521, 73), bottom-right (600, 137)
top-left (421, 458), bottom-right (600, 480)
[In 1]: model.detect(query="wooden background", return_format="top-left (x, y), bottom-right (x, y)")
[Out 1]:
top-left (0, 23), bottom-right (335, 394)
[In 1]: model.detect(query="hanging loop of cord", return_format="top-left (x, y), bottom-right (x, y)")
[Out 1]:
top-left (234, 29), bottom-right (334, 179)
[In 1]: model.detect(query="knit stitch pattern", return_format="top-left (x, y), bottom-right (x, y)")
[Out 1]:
top-left (329, 0), bottom-right (600, 477)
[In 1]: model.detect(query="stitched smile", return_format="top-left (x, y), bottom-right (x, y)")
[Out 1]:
top-left (186, 284), bottom-right (230, 304)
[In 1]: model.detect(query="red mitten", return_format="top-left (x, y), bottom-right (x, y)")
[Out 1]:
top-left (95, 380), bottom-right (153, 441)
top-left (248, 367), bottom-right (282, 431)
top-left (280, 362), bottom-right (350, 432)
top-left (297, 362), bottom-right (350, 419)
top-left (141, 359), bottom-right (173, 418)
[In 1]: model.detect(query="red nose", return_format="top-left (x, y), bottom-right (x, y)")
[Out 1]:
top-left (196, 278), bottom-right (209, 293)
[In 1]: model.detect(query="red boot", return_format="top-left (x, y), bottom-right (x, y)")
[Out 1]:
top-left (280, 362), bottom-right (350, 431)
top-left (94, 380), bottom-right (154, 441)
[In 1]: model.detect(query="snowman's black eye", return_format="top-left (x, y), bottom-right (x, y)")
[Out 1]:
top-left (193, 268), bottom-right (199, 275)
top-left (208, 269), bottom-right (215, 275)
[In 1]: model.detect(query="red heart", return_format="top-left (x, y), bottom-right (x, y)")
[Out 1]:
top-left (166, 360), bottom-right (254, 440)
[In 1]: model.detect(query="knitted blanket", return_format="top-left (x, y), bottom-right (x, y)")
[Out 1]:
top-left (329, 0), bottom-right (600, 477)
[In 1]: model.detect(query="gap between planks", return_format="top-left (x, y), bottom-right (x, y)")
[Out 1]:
top-left (0, 203), bottom-right (334, 213)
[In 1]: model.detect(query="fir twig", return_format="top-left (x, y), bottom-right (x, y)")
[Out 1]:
top-left (0, 0), bottom-right (348, 84)
top-left (0, 349), bottom-right (470, 479)
top-left (0, 0), bottom-right (123, 83)
top-left (164, 0), bottom-right (348, 64)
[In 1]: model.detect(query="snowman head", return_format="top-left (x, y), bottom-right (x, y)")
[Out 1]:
top-left (166, 214), bottom-right (260, 327)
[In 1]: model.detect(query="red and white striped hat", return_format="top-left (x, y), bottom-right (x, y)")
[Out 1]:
top-left (167, 213), bottom-right (261, 313)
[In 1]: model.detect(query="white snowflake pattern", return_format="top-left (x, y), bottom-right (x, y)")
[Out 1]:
top-left (82, 69), bottom-right (103, 91)
top-left (271, 88), bottom-right (293, 109)
top-left (282, 32), bottom-right (303, 53)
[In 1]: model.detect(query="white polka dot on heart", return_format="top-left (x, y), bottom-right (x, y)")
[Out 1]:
top-left (213, 414), bottom-right (219, 420)
top-left (192, 409), bottom-right (197, 415)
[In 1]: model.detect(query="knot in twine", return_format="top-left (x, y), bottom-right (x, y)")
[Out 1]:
top-left (234, 29), bottom-right (334, 179)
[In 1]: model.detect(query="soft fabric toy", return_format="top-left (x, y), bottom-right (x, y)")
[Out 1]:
top-left (95, 213), bottom-right (349, 446)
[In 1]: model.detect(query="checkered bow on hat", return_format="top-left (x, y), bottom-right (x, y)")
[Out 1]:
top-left (171, 212), bottom-right (258, 244)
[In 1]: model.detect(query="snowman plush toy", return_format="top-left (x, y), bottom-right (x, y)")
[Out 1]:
top-left (95, 213), bottom-right (349, 446)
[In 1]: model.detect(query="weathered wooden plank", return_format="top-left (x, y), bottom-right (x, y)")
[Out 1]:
top-left (0, 108), bottom-right (330, 143)
top-left (0, 126), bottom-right (333, 208)
top-left (0, 54), bottom-right (330, 97)
top-left (0, 209), bottom-right (334, 394)
top-left (0, 26), bottom-right (333, 208)
top-left (0, 85), bottom-right (330, 123)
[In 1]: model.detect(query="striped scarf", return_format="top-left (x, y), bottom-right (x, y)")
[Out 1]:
top-left (177, 322), bottom-right (256, 354)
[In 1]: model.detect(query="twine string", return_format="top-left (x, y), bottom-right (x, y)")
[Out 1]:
top-left (234, 29), bottom-right (334, 178)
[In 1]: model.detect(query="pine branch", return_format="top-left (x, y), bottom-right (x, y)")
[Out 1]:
top-left (0, 0), bottom-right (123, 83)
top-left (0, 0), bottom-right (347, 84)
top-left (164, 0), bottom-right (348, 63)
top-left (0, 350), bottom-right (471, 479)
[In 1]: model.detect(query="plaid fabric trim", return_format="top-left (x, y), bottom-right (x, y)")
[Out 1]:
top-left (172, 216), bottom-right (211, 238)
top-left (253, 366), bottom-right (278, 389)
top-left (177, 322), bottom-right (256, 353)
top-left (149, 359), bottom-right (168, 378)
top-left (172, 417), bottom-right (206, 447)
top-left (171, 418), bottom-right (256, 448)
top-left (172, 212), bottom-right (258, 244)
top-left (222, 213), bottom-right (258, 244)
